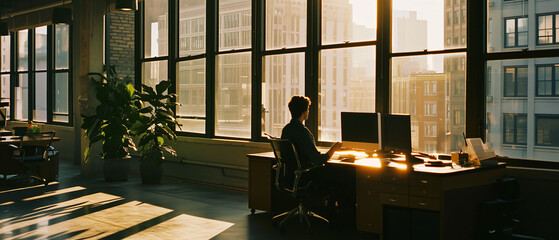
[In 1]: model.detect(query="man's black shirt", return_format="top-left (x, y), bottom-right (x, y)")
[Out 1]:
top-left (281, 119), bottom-right (329, 168)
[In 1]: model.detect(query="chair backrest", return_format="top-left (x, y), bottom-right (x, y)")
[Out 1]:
top-left (268, 138), bottom-right (303, 193)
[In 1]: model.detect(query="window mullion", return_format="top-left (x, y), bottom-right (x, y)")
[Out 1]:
top-left (206, 0), bottom-right (217, 137)
top-left (28, 29), bottom-right (34, 122)
top-left (47, 25), bottom-right (53, 123)
top-left (251, 0), bottom-right (264, 140)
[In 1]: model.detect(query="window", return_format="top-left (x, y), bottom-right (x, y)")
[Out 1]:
top-left (536, 65), bottom-right (559, 96)
top-left (54, 25), bottom-right (70, 122)
top-left (505, 17), bottom-right (528, 48)
top-left (392, 53), bottom-right (466, 153)
top-left (536, 115), bottom-right (559, 147)
top-left (318, 0), bottom-right (377, 142)
top-left (0, 36), bottom-right (10, 117)
top-left (262, 54), bottom-right (305, 137)
top-left (319, 47), bottom-right (376, 142)
top-left (34, 26), bottom-right (48, 122)
top-left (177, 59), bottom-right (206, 133)
top-left (537, 13), bottom-right (559, 45)
top-left (179, 0), bottom-right (205, 57)
top-left (503, 114), bottom-right (527, 145)
top-left (425, 122), bottom-right (437, 137)
top-left (425, 102), bottom-right (437, 116)
top-left (504, 66), bottom-right (527, 97)
top-left (144, 0), bottom-right (168, 58)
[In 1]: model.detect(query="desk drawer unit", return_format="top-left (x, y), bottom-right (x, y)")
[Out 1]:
top-left (357, 180), bottom-right (381, 233)
top-left (381, 183), bottom-right (408, 195)
top-left (381, 170), bottom-right (409, 185)
top-left (409, 196), bottom-right (440, 211)
top-left (357, 167), bottom-right (382, 182)
top-left (380, 193), bottom-right (409, 207)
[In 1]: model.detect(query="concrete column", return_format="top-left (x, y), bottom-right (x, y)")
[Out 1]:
top-left (72, 0), bottom-right (105, 176)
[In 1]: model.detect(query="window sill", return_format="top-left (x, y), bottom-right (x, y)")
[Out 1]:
top-left (534, 96), bottom-right (559, 100)
top-left (177, 135), bottom-right (269, 148)
top-left (500, 144), bottom-right (527, 149)
top-left (502, 97), bottom-right (527, 100)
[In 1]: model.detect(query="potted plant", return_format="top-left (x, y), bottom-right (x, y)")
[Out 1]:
top-left (131, 80), bottom-right (181, 184)
top-left (81, 65), bottom-right (140, 181)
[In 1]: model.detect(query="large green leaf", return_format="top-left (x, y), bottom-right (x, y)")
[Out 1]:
top-left (156, 80), bottom-right (172, 95)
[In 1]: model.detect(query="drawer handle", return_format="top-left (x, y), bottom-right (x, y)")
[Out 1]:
top-left (419, 202), bottom-right (428, 206)
top-left (391, 187), bottom-right (396, 191)
top-left (421, 180), bottom-right (428, 184)
top-left (389, 198), bottom-right (397, 202)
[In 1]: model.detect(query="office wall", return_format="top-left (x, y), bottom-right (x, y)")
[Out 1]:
top-left (130, 137), bottom-right (272, 189)
top-left (504, 167), bottom-right (559, 239)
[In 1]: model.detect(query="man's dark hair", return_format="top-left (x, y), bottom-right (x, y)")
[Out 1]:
top-left (288, 96), bottom-right (311, 119)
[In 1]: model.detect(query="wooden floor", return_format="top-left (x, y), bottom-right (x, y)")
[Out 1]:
top-left (0, 161), bottom-right (377, 240)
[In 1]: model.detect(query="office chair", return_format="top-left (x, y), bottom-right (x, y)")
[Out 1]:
top-left (9, 131), bottom-right (58, 186)
top-left (268, 137), bottom-right (329, 232)
top-left (482, 178), bottom-right (544, 240)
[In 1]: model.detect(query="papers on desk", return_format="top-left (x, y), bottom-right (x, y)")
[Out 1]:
top-left (413, 164), bottom-right (474, 173)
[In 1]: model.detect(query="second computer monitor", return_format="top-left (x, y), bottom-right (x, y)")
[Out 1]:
top-left (341, 112), bottom-right (379, 151)
top-left (378, 113), bottom-right (412, 154)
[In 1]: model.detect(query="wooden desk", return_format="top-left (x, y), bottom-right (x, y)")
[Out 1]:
top-left (0, 136), bottom-right (62, 182)
top-left (247, 152), bottom-right (505, 239)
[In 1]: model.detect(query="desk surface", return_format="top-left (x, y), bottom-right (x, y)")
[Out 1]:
top-left (0, 136), bottom-right (61, 145)
top-left (247, 151), bottom-right (506, 175)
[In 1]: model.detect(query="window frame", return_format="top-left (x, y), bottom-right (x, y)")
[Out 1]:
top-left (536, 64), bottom-right (559, 97)
top-left (536, 12), bottom-right (559, 46)
top-left (504, 16), bottom-right (528, 48)
top-left (535, 114), bottom-right (559, 147)
top-left (503, 113), bottom-right (527, 145)
top-left (503, 65), bottom-right (528, 97)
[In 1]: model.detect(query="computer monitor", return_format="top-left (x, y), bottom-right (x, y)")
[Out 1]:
top-left (378, 113), bottom-right (412, 154)
top-left (341, 112), bottom-right (379, 152)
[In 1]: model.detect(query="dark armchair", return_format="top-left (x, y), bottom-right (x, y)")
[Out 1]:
top-left (9, 131), bottom-right (58, 185)
top-left (268, 137), bottom-right (328, 232)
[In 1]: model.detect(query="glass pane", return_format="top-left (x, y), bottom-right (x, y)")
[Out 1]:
top-left (55, 25), bottom-right (70, 69)
top-left (393, 0), bottom-right (465, 53)
top-left (487, 57), bottom-right (559, 161)
top-left (18, 30), bottom-right (28, 71)
top-left (35, 26), bottom-right (48, 71)
top-left (1, 74), bottom-right (9, 118)
top-left (144, 0), bottom-right (168, 58)
top-left (219, 0), bottom-right (251, 51)
top-left (322, 0), bottom-right (376, 45)
top-left (266, 0), bottom-right (307, 50)
top-left (216, 52), bottom-right (251, 138)
top-left (177, 59), bottom-right (206, 133)
top-left (319, 46), bottom-right (376, 142)
top-left (179, 0), bottom-right (206, 57)
top-left (54, 73), bottom-right (69, 117)
top-left (262, 53), bottom-right (305, 138)
top-left (142, 60), bottom-right (168, 90)
top-left (34, 72), bottom-right (47, 122)
top-left (536, 117), bottom-right (559, 147)
top-left (1, 36), bottom-right (10, 72)
top-left (15, 74), bottom-right (28, 120)
top-left (488, 1), bottom-right (559, 52)
top-left (392, 53), bottom-right (466, 153)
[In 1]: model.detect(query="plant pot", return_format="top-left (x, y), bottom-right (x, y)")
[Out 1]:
top-left (103, 156), bottom-right (131, 182)
top-left (140, 160), bottom-right (163, 184)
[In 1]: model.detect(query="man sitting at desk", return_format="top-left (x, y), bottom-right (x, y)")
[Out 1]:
top-left (281, 96), bottom-right (342, 168)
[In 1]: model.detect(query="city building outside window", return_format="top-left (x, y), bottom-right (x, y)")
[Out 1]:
top-left (536, 64), bottom-right (559, 96)
top-left (505, 16), bottom-right (528, 48)
top-left (536, 115), bottom-right (559, 147)
top-left (537, 13), bottom-right (559, 45)
top-left (504, 66), bottom-right (527, 97)
top-left (503, 114), bottom-right (527, 145)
